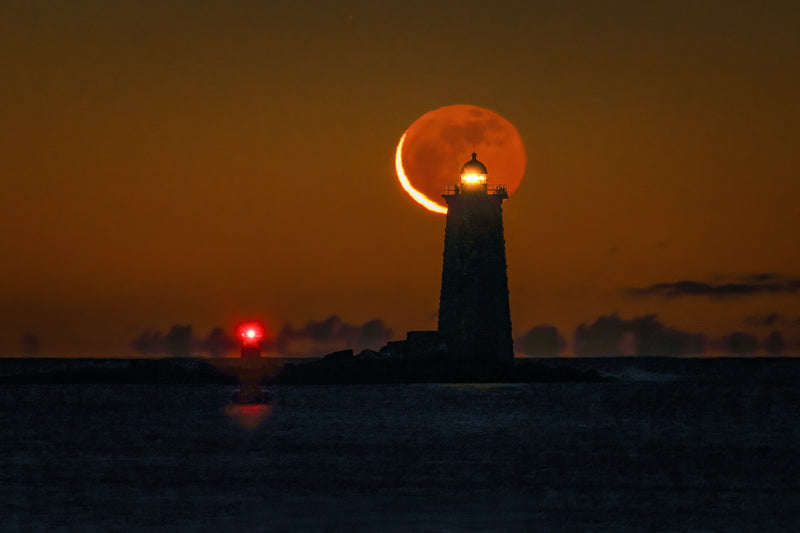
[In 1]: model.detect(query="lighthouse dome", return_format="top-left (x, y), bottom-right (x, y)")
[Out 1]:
top-left (460, 153), bottom-right (488, 176)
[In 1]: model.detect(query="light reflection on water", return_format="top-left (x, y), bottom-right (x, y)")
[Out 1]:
top-left (441, 382), bottom-right (524, 390)
top-left (224, 403), bottom-right (273, 430)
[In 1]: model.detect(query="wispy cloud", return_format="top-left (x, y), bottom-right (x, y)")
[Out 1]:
top-left (625, 273), bottom-right (800, 298)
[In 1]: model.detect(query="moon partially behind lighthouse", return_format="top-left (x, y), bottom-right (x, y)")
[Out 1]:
top-left (395, 105), bottom-right (526, 214)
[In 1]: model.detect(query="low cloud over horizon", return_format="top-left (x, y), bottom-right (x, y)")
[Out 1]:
top-left (128, 315), bottom-right (393, 358)
top-left (516, 325), bottom-right (566, 357)
top-left (573, 314), bottom-right (706, 357)
top-left (743, 312), bottom-right (800, 328)
top-left (266, 316), bottom-right (393, 357)
top-left (35, 312), bottom-right (796, 359)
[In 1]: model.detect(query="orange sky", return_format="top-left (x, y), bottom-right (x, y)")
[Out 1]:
top-left (1, 1), bottom-right (799, 356)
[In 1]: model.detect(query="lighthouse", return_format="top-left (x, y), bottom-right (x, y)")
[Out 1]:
top-left (438, 153), bottom-right (514, 367)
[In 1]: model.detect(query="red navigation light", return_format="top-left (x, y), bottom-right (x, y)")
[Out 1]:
top-left (237, 321), bottom-right (265, 346)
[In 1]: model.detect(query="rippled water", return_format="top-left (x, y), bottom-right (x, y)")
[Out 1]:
top-left (2, 380), bottom-right (799, 531)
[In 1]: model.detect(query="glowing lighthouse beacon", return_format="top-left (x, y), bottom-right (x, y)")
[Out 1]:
top-left (238, 322), bottom-right (264, 361)
top-left (438, 153), bottom-right (514, 367)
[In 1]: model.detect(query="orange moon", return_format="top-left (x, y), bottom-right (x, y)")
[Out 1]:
top-left (395, 105), bottom-right (526, 214)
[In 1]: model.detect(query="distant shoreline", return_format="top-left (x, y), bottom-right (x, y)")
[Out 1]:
top-left (1, 355), bottom-right (798, 385)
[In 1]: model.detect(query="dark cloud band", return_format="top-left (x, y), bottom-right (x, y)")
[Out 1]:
top-left (625, 274), bottom-right (800, 298)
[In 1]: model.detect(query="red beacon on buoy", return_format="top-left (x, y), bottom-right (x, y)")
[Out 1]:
top-left (237, 322), bottom-right (265, 360)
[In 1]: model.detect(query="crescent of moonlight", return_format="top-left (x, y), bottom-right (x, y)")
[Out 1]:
top-left (395, 133), bottom-right (448, 214)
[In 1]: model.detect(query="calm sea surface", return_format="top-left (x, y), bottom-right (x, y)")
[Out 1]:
top-left (2, 364), bottom-right (800, 531)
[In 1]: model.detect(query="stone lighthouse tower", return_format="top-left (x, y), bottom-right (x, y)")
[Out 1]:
top-left (438, 153), bottom-right (514, 367)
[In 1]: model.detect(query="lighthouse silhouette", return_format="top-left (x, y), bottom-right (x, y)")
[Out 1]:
top-left (438, 153), bottom-right (514, 366)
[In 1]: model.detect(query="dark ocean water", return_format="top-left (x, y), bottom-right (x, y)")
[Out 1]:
top-left (2, 361), bottom-right (800, 531)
